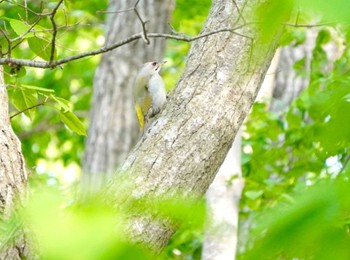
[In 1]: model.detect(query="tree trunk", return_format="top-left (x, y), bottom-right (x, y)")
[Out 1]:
top-left (82, 0), bottom-right (175, 192)
top-left (0, 66), bottom-right (31, 259)
top-left (107, 0), bottom-right (281, 252)
top-left (201, 45), bottom-right (282, 260)
top-left (202, 130), bottom-right (244, 260)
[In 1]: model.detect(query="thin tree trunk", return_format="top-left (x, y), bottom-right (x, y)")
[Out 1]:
top-left (0, 66), bottom-right (31, 259)
top-left (107, 0), bottom-right (282, 252)
top-left (82, 0), bottom-right (175, 192)
top-left (202, 130), bottom-right (244, 260)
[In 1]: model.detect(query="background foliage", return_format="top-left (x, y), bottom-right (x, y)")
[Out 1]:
top-left (1, 0), bottom-right (350, 259)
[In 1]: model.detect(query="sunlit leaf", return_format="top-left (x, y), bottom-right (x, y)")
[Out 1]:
top-left (28, 37), bottom-right (54, 61)
top-left (51, 95), bottom-right (71, 111)
top-left (21, 84), bottom-right (55, 93)
top-left (10, 87), bottom-right (38, 120)
top-left (59, 110), bottom-right (86, 136)
top-left (9, 19), bottom-right (34, 37)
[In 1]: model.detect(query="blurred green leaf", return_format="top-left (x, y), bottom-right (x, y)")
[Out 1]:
top-left (242, 180), bottom-right (350, 260)
top-left (245, 190), bottom-right (264, 200)
top-left (256, 0), bottom-right (294, 43)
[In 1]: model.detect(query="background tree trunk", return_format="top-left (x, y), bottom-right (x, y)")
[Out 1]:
top-left (82, 0), bottom-right (175, 192)
top-left (0, 66), bottom-right (31, 259)
top-left (107, 0), bottom-right (281, 252)
top-left (201, 130), bottom-right (244, 260)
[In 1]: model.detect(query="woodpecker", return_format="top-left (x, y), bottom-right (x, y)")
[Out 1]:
top-left (133, 60), bottom-right (167, 130)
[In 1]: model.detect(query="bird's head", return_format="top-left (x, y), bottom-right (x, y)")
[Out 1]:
top-left (138, 60), bottom-right (167, 77)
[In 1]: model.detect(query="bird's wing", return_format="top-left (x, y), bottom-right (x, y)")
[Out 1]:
top-left (136, 93), bottom-right (152, 129)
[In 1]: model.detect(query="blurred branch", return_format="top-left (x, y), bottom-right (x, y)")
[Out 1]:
top-left (17, 121), bottom-right (64, 140)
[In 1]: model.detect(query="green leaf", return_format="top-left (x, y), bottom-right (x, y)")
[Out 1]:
top-left (256, 0), bottom-right (294, 43)
top-left (21, 84), bottom-right (55, 93)
top-left (245, 190), bottom-right (264, 200)
top-left (10, 87), bottom-right (38, 120)
top-left (28, 37), bottom-right (54, 61)
top-left (9, 19), bottom-right (34, 37)
top-left (50, 95), bottom-right (71, 111)
top-left (59, 111), bottom-right (86, 136)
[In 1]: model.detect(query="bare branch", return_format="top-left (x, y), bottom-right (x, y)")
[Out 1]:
top-left (49, 0), bottom-right (64, 63)
top-left (284, 22), bottom-right (334, 28)
top-left (0, 24), bottom-right (253, 69)
top-left (97, 8), bottom-right (134, 15)
top-left (2, 0), bottom-right (50, 16)
top-left (133, 0), bottom-right (150, 44)
top-left (97, 0), bottom-right (150, 44)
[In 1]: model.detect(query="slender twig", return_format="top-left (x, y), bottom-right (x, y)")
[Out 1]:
top-left (97, 8), bottom-right (134, 14)
top-left (133, 0), bottom-right (150, 44)
top-left (231, 0), bottom-right (246, 24)
top-left (11, 17), bottom-right (42, 42)
top-left (284, 22), bottom-right (334, 28)
top-left (96, 0), bottom-right (150, 44)
top-left (10, 97), bottom-right (49, 119)
top-left (0, 27), bottom-right (11, 58)
top-left (49, 0), bottom-right (64, 63)
top-left (17, 121), bottom-right (63, 139)
top-left (24, 0), bottom-right (28, 20)
top-left (2, 0), bottom-right (51, 16)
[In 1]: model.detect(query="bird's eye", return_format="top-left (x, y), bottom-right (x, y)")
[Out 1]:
top-left (151, 61), bottom-right (157, 66)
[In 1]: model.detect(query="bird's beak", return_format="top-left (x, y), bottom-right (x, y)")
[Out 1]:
top-left (158, 60), bottom-right (167, 68)
top-left (156, 60), bottom-right (167, 71)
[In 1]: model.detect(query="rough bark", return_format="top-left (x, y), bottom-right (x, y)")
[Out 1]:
top-left (82, 0), bottom-right (175, 192)
top-left (0, 66), bottom-right (30, 259)
top-left (201, 44), bottom-right (282, 260)
top-left (107, 0), bottom-right (281, 252)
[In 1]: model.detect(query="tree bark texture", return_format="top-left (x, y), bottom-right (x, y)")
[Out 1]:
top-left (0, 66), bottom-right (30, 259)
top-left (82, 0), bottom-right (175, 191)
top-left (201, 41), bottom-right (282, 260)
top-left (107, 0), bottom-right (281, 252)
